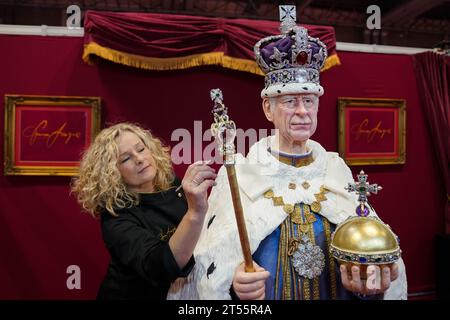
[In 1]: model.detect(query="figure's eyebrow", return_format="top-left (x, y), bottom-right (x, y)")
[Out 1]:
top-left (119, 142), bottom-right (142, 157)
top-left (280, 95), bottom-right (296, 100)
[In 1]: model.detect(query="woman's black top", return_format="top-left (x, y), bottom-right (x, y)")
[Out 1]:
top-left (97, 177), bottom-right (194, 300)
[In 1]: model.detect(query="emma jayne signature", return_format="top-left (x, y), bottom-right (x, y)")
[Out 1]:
top-left (350, 118), bottom-right (392, 142)
top-left (22, 120), bottom-right (81, 148)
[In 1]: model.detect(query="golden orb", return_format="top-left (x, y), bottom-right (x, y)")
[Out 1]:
top-left (330, 170), bottom-right (401, 279)
top-left (330, 216), bottom-right (401, 279)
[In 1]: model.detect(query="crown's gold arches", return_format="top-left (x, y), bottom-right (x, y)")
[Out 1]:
top-left (83, 41), bottom-right (340, 76)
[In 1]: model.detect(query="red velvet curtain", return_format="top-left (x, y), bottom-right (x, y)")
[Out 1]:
top-left (413, 52), bottom-right (450, 233)
top-left (83, 10), bottom-right (340, 75)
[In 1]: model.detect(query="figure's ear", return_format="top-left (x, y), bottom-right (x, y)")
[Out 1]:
top-left (262, 98), bottom-right (274, 123)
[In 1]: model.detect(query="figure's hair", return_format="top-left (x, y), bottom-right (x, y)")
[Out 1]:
top-left (71, 122), bottom-right (174, 217)
top-left (268, 97), bottom-right (277, 111)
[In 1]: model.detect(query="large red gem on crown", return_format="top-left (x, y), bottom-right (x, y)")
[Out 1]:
top-left (297, 51), bottom-right (308, 65)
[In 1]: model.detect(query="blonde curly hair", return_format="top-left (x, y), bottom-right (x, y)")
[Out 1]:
top-left (71, 122), bottom-right (174, 217)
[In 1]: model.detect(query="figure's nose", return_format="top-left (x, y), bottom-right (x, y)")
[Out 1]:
top-left (294, 102), bottom-right (308, 115)
top-left (135, 153), bottom-right (144, 164)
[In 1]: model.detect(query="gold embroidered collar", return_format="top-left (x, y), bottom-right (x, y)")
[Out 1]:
top-left (268, 148), bottom-right (314, 168)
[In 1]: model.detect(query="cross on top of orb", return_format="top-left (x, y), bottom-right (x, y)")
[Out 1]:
top-left (346, 170), bottom-right (383, 206)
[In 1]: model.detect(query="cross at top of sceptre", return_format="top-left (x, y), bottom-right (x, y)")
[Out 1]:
top-left (210, 88), bottom-right (226, 118)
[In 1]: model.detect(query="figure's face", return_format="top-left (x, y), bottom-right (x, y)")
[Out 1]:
top-left (263, 93), bottom-right (319, 145)
top-left (116, 131), bottom-right (157, 193)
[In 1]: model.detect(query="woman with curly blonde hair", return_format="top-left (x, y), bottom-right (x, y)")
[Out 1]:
top-left (72, 122), bottom-right (216, 299)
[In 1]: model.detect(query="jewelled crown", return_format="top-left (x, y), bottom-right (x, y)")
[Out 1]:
top-left (254, 6), bottom-right (328, 98)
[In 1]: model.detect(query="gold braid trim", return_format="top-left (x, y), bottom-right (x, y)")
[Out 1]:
top-left (307, 213), bottom-right (320, 300)
top-left (299, 204), bottom-right (313, 300)
top-left (313, 278), bottom-right (320, 300)
top-left (284, 219), bottom-right (293, 300)
top-left (323, 218), bottom-right (337, 299)
top-left (303, 278), bottom-right (311, 300)
top-left (281, 219), bottom-right (292, 299)
top-left (275, 220), bottom-right (283, 299)
top-left (290, 213), bottom-right (300, 300)
top-left (275, 152), bottom-right (314, 168)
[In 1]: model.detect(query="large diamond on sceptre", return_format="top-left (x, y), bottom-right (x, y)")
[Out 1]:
top-left (209, 88), bottom-right (254, 272)
top-left (330, 171), bottom-right (401, 279)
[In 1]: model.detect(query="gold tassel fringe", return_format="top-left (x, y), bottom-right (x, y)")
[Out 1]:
top-left (83, 41), bottom-right (340, 75)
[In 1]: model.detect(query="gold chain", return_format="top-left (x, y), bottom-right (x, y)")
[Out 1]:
top-left (264, 185), bottom-right (329, 216)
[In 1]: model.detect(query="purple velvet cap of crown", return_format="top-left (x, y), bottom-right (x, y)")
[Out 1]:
top-left (259, 36), bottom-right (325, 71)
top-left (260, 37), bottom-right (293, 64)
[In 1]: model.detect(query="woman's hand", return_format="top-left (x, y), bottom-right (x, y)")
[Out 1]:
top-left (181, 160), bottom-right (217, 218)
top-left (168, 161), bottom-right (217, 269)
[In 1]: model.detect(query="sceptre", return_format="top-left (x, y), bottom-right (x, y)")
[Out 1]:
top-left (209, 88), bottom-right (255, 273)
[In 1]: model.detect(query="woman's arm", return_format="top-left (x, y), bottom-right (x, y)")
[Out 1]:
top-left (169, 161), bottom-right (217, 269)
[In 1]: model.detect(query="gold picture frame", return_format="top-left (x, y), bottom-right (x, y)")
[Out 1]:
top-left (4, 95), bottom-right (101, 176)
top-left (338, 97), bottom-right (406, 166)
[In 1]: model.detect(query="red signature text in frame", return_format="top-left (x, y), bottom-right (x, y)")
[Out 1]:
top-left (350, 118), bottom-right (392, 143)
top-left (22, 120), bottom-right (81, 148)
